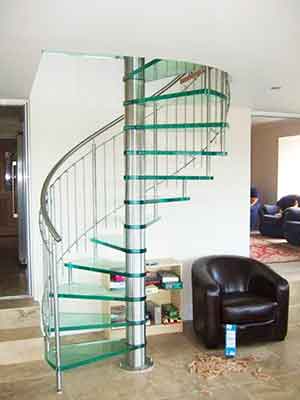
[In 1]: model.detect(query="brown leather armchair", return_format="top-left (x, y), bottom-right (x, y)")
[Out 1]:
top-left (192, 255), bottom-right (289, 348)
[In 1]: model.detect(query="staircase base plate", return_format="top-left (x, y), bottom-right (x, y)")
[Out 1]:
top-left (120, 356), bottom-right (154, 372)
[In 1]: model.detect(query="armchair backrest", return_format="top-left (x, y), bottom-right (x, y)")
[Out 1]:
top-left (277, 195), bottom-right (300, 210)
top-left (206, 255), bottom-right (252, 294)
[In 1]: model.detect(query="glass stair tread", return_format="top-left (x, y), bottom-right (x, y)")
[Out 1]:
top-left (65, 258), bottom-right (144, 277)
top-left (100, 213), bottom-right (161, 230)
top-left (125, 150), bottom-right (227, 156)
top-left (46, 338), bottom-right (143, 371)
top-left (91, 234), bottom-right (146, 254)
top-left (124, 175), bottom-right (213, 181)
top-left (124, 122), bottom-right (228, 130)
top-left (124, 215), bottom-right (161, 229)
top-left (54, 283), bottom-right (145, 302)
top-left (124, 196), bottom-right (190, 205)
top-left (125, 58), bottom-right (202, 82)
top-left (50, 312), bottom-right (130, 332)
top-left (124, 88), bottom-right (227, 106)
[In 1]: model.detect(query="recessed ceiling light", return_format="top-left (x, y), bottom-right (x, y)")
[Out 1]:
top-left (270, 86), bottom-right (281, 90)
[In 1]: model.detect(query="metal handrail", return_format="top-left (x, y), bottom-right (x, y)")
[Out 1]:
top-left (40, 72), bottom-right (185, 242)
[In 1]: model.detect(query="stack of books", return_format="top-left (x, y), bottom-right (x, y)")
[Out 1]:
top-left (145, 271), bottom-right (160, 286)
top-left (110, 274), bottom-right (125, 290)
top-left (158, 271), bottom-right (183, 290)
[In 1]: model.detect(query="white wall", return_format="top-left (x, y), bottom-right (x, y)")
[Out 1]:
top-left (30, 53), bottom-right (123, 299)
top-left (147, 106), bottom-right (251, 319)
top-left (30, 53), bottom-right (251, 319)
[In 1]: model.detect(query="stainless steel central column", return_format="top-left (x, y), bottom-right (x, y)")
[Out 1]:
top-left (122, 56), bottom-right (153, 370)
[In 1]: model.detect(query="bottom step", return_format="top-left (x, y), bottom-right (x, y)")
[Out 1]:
top-left (46, 338), bottom-right (144, 371)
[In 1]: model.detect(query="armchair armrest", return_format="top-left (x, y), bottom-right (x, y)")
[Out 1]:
top-left (263, 204), bottom-right (279, 215)
top-left (248, 262), bottom-right (289, 339)
top-left (284, 207), bottom-right (300, 222)
top-left (192, 261), bottom-right (221, 347)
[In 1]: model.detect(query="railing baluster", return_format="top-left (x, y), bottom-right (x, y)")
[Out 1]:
top-left (113, 136), bottom-right (117, 228)
top-left (73, 164), bottom-right (79, 250)
top-left (66, 171), bottom-right (72, 283)
top-left (82, 156), bottom-right (87, 250)
top-left (192, 78), bottom-right (196, 167)
top-left (103, 143), bottom-right (108, 228)
top-left (200, 70), bottom-right (204, 169)
top-left (92, 140), bottom-right (98, 259)
top-left (153, 103), bottom-right (158, 218)
top-left (175, 97), bottom-right (178, 188)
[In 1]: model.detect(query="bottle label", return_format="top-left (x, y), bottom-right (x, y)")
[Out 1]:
top-left (225, 324), bottom-right (237, 357)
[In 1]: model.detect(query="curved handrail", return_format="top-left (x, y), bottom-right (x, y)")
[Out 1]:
top-left (40, 72), bottom-right (185, 243)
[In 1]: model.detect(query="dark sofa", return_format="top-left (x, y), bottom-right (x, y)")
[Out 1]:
top-left (284, 207), bottom-right (300, 246)
top-left (259, 195), bottom-right (300, 238)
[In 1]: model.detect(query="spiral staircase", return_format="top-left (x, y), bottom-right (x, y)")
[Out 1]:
top-left (39, 56), bottom-right (230, 392)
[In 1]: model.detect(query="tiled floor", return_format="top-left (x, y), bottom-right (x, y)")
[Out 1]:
top-left (1, 323), bottom-right (300, 400)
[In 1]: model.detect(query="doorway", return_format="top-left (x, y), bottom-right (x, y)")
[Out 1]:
top-left (0, 104), bottom-right (30, 297)
top-left (250, 113), bottom-right (300, 266)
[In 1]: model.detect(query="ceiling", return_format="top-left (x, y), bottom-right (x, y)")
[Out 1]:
top-left (1, 1), bottom-right (300, 113)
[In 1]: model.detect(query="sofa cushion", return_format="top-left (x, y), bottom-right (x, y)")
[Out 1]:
top-left (221, 293), bottom-right (278, 324)
top-left (263, 214), bottom-right (282, 224)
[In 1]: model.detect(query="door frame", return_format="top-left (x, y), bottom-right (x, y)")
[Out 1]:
top-left (0, 98), bottom-right (32, 298)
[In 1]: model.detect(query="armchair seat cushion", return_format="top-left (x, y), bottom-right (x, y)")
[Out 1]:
top-left (222, 292), bottom-right (278, 324)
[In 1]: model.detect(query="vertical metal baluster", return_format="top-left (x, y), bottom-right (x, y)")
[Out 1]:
top-left (92, 141), bottom-right (98, 260)
top-left (184, 92), bottom-right (187, 166)
top-left (192, 77), bottom-right (196, 166)
top-left (220, 71), bottom-right (224, 153)
top-left (51, 241), bottom-right (63, 393)
top-left (206, 66), bottom-right (211, 176)
top-left (45, 195), bottom-right (54, 318)
top-left (165, 86), bottom-right (169, 189)
top-left (153, 103), bottom-right (158, 218)
top-left (66, 171), bottom-right (72, 283)
top-left (113, 136), bottom-right (117, 227)
top-left (175, 60), bottom-right (179, 188)
top-left (182, 180), bottom-right (187, 198)
top-left (175, 96), bottom-right (178, 187)
top-left (82, 156), bottom-right (87, 250)
top-left (58, 177), bottom-right (64, 270)
top-left (103, 144), bottom-right (108, 228)
top-left (215, 69), bottom-right (218, 151)
top-left (74, 164), bottom-right (79, 250)
top-left (200, 70), bottom-right (204, 170)
top-left (222, 72), bottom-right (226, 153)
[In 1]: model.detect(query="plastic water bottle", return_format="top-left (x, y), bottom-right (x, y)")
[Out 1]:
top-left (225, 324), bottom-right (237, 357)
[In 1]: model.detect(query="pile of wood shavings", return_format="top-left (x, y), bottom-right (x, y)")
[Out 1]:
top-left (189, 352), bottom-right (272, 381)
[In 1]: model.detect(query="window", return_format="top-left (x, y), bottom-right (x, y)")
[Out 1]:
top-left (278, 135), bottom-right (300, 198)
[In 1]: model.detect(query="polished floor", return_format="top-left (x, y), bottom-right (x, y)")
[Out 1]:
top-left (1, 323), bottom-right (300, 400)
top-left (0, 237), bottom-right (27, 297)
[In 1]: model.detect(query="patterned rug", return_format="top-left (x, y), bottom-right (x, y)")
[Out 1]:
top-left (250, 233), bottom-right (300, 263)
